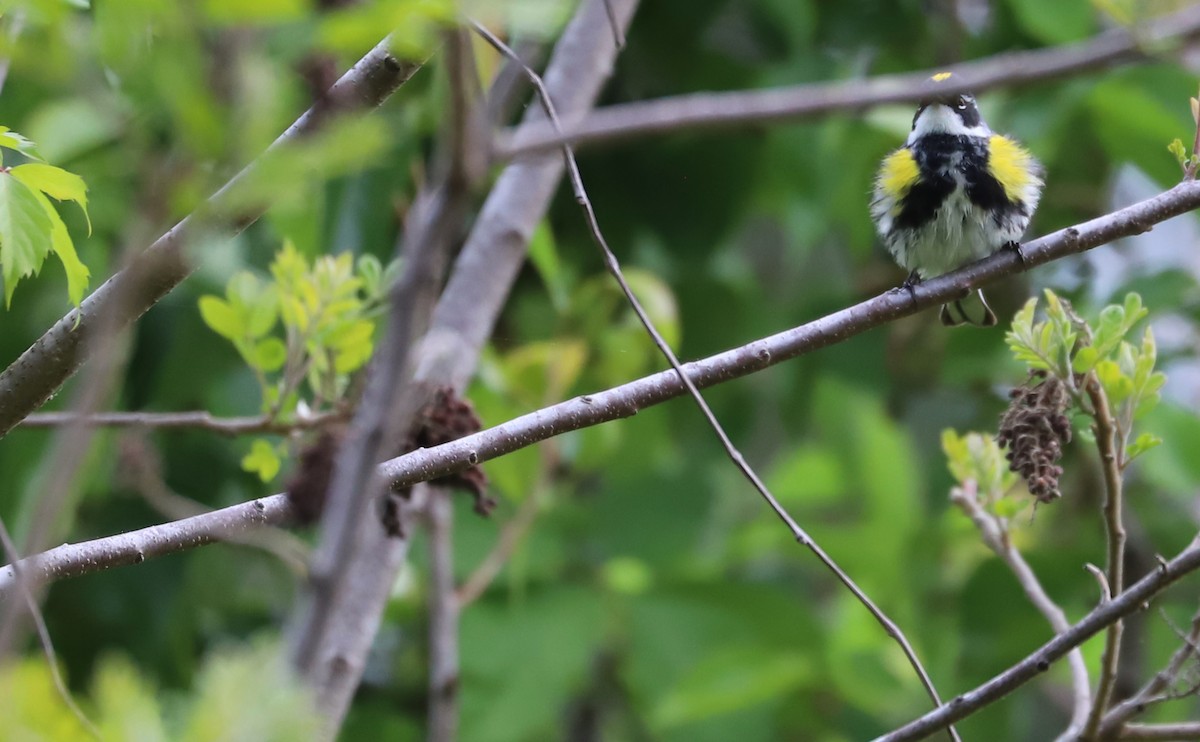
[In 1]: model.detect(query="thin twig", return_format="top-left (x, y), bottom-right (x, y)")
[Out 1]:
top-left (1101, 607), bottom-right (1200, 736)
top-left (0, 495), bottom-right (295, 600)
top-left (1117, 722), bottom-right (1200, 740)
top-left (498, 4), bottom-right (1200, 158)
top-left (951, 482), bottom-right (1092, 736)
top-left (1086, 563), bottom-right (1114, 603)
top-left (425, 490), bottom-right (459, 742)
top-left (117, 434), bottom-right (308, 575)
top-left (600, 0), bottom-right (625, 48)
top-left (471, 21), bottom-right (956, 736)
top-left (879, 534), bottom-right (1200, 741)
top-left (18, 409), bottom-right (347, 436)
top-left (1083, 373), bottom-right (1129, 737)
top-left (0, 517), bottom-right (99, 739)
top-left (456, 476), bottom-right (543, 607)
top-left (457, 443), bottom-right (556, 607)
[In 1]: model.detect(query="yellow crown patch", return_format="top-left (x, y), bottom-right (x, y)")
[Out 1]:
top-left (930, 71), bottom-right (953, 82)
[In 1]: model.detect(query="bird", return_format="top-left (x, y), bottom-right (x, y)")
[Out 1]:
top-left (870, 72), bottom-right (1044, 326)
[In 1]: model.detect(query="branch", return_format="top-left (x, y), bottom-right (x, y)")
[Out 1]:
top-left (0, 37), bottom-right (421, 439)
top-left (1083, 374), bottom-right (1130, 737)
top-left (377, 180), bottom-right (1200, 491)
top-left (474, 19), bottom-right (955, 734)
top-left (1117, 722), bottom-right (1200, 740)
top-left (1101, 607), bottom-right (1200, 736)
top-left (0, 495), bottom-right (295, 600)
top-left (17, 409), bottom-right (347, 436)
top-left (457, 452), bottom-right (550, 607)
top-left (7, 181), bottom-right (1200, 605)
top-left (425, 490), bottom-right (459, 742)
top-left (286, 29), bottom-right (478, 694)
top-left (498, 4), bottom-right (1200, 157)
top-left (878, 534), bottom-right (1200, 742)
top-left (950, 482), bottom-right (1091, 735)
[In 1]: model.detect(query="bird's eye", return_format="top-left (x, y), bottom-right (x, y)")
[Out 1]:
top-left (955, 97), bottom-right (968, 109)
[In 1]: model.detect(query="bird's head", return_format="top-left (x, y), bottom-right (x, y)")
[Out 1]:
top-left (907, 72), bottom-right (990, 143)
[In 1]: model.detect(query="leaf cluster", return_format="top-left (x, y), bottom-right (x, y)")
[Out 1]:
top-left (0, 126), bottom-right (90, 306)
top-left (1006, 290), bottom-right (1164, 464)
top-left (199, 239), bottom-right (397, 479)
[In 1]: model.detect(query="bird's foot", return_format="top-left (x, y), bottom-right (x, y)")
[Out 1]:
top-left (1004, 240), bottom-right (1028, 267)
top-left (890, 270), bottom-right (922, 304)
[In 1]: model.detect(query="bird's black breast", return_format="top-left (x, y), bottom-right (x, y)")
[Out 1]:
top-left (892, 134), bottom-right (1027, 230)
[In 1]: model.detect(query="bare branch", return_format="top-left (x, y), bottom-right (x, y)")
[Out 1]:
top-left (474, 18), bottom-right (955, 733)
top-left (951, 482), bottom-right (1091, 735)
top-left (1117, 722), bottom-right (1200, 740)
top-left (878, 534), bottom-right (1200, 742)
top-left (288, 63), bottom-right (476, 719)
top-left (0, 37), bottom-right (422, 438)
top-left (377, 181), bottom-right (1200, 492)
top-left (1101, 607), bottom-right (1200, 736)
top-left (457, 460), bottom-right (549, 607)
top-left (17, 409), bottom-right (347, 436)
top-left (425, 490), bottom-right (459, 742)
top-left (498, 4), bottom-right (1200, 158)
top-left (0, 495), bottom-right (295, 600)
top-left (1083, 374), bottom-right (1129, 737)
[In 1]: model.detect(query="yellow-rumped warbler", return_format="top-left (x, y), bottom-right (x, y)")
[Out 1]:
top-left (871, 72), bottom-right (1044, 326)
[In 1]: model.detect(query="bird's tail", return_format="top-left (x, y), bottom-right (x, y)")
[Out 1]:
top-left (939, 289), bottom-right (997, 327)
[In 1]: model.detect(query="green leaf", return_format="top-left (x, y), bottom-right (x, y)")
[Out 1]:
top-left (356, 254), bottom-right (382, 298)
top-left (9, 163), bottom-right (90, 233)
top-left (1169, 137), bottom-right (1189, 166)
top-left (1072, 345), bottom-right (1099, 374)
top-left (26, 187), bottom-right (88, 305)
top-left (0, 173), bottom-right (54, 306)
top-left (1096, 358), bottom-right (1133, 407)
top-left (198, 296), bottom-right (242, 340)
top-left (0, 127), bottom-right (45, 161)
top-left (241, 438), bottom-right (281, 482)
top-left (252, 338), bottom-right (287, 372)
top-left (331, 319), bottom-right (374, 373)
top-left (1127, 432), bottom-right (1163, 462)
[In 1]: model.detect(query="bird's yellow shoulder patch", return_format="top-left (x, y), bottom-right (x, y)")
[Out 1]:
top-left (988, 135), bottom-right (1038, 202)
top-left (877, 148), bottom-right (920, 200)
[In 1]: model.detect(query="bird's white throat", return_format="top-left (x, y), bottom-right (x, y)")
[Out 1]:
top-left (907, 103), bottom-right (991, 144)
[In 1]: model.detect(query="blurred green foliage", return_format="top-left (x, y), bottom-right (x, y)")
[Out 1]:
top-left (1, 0), bottom-right (1200, 740)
